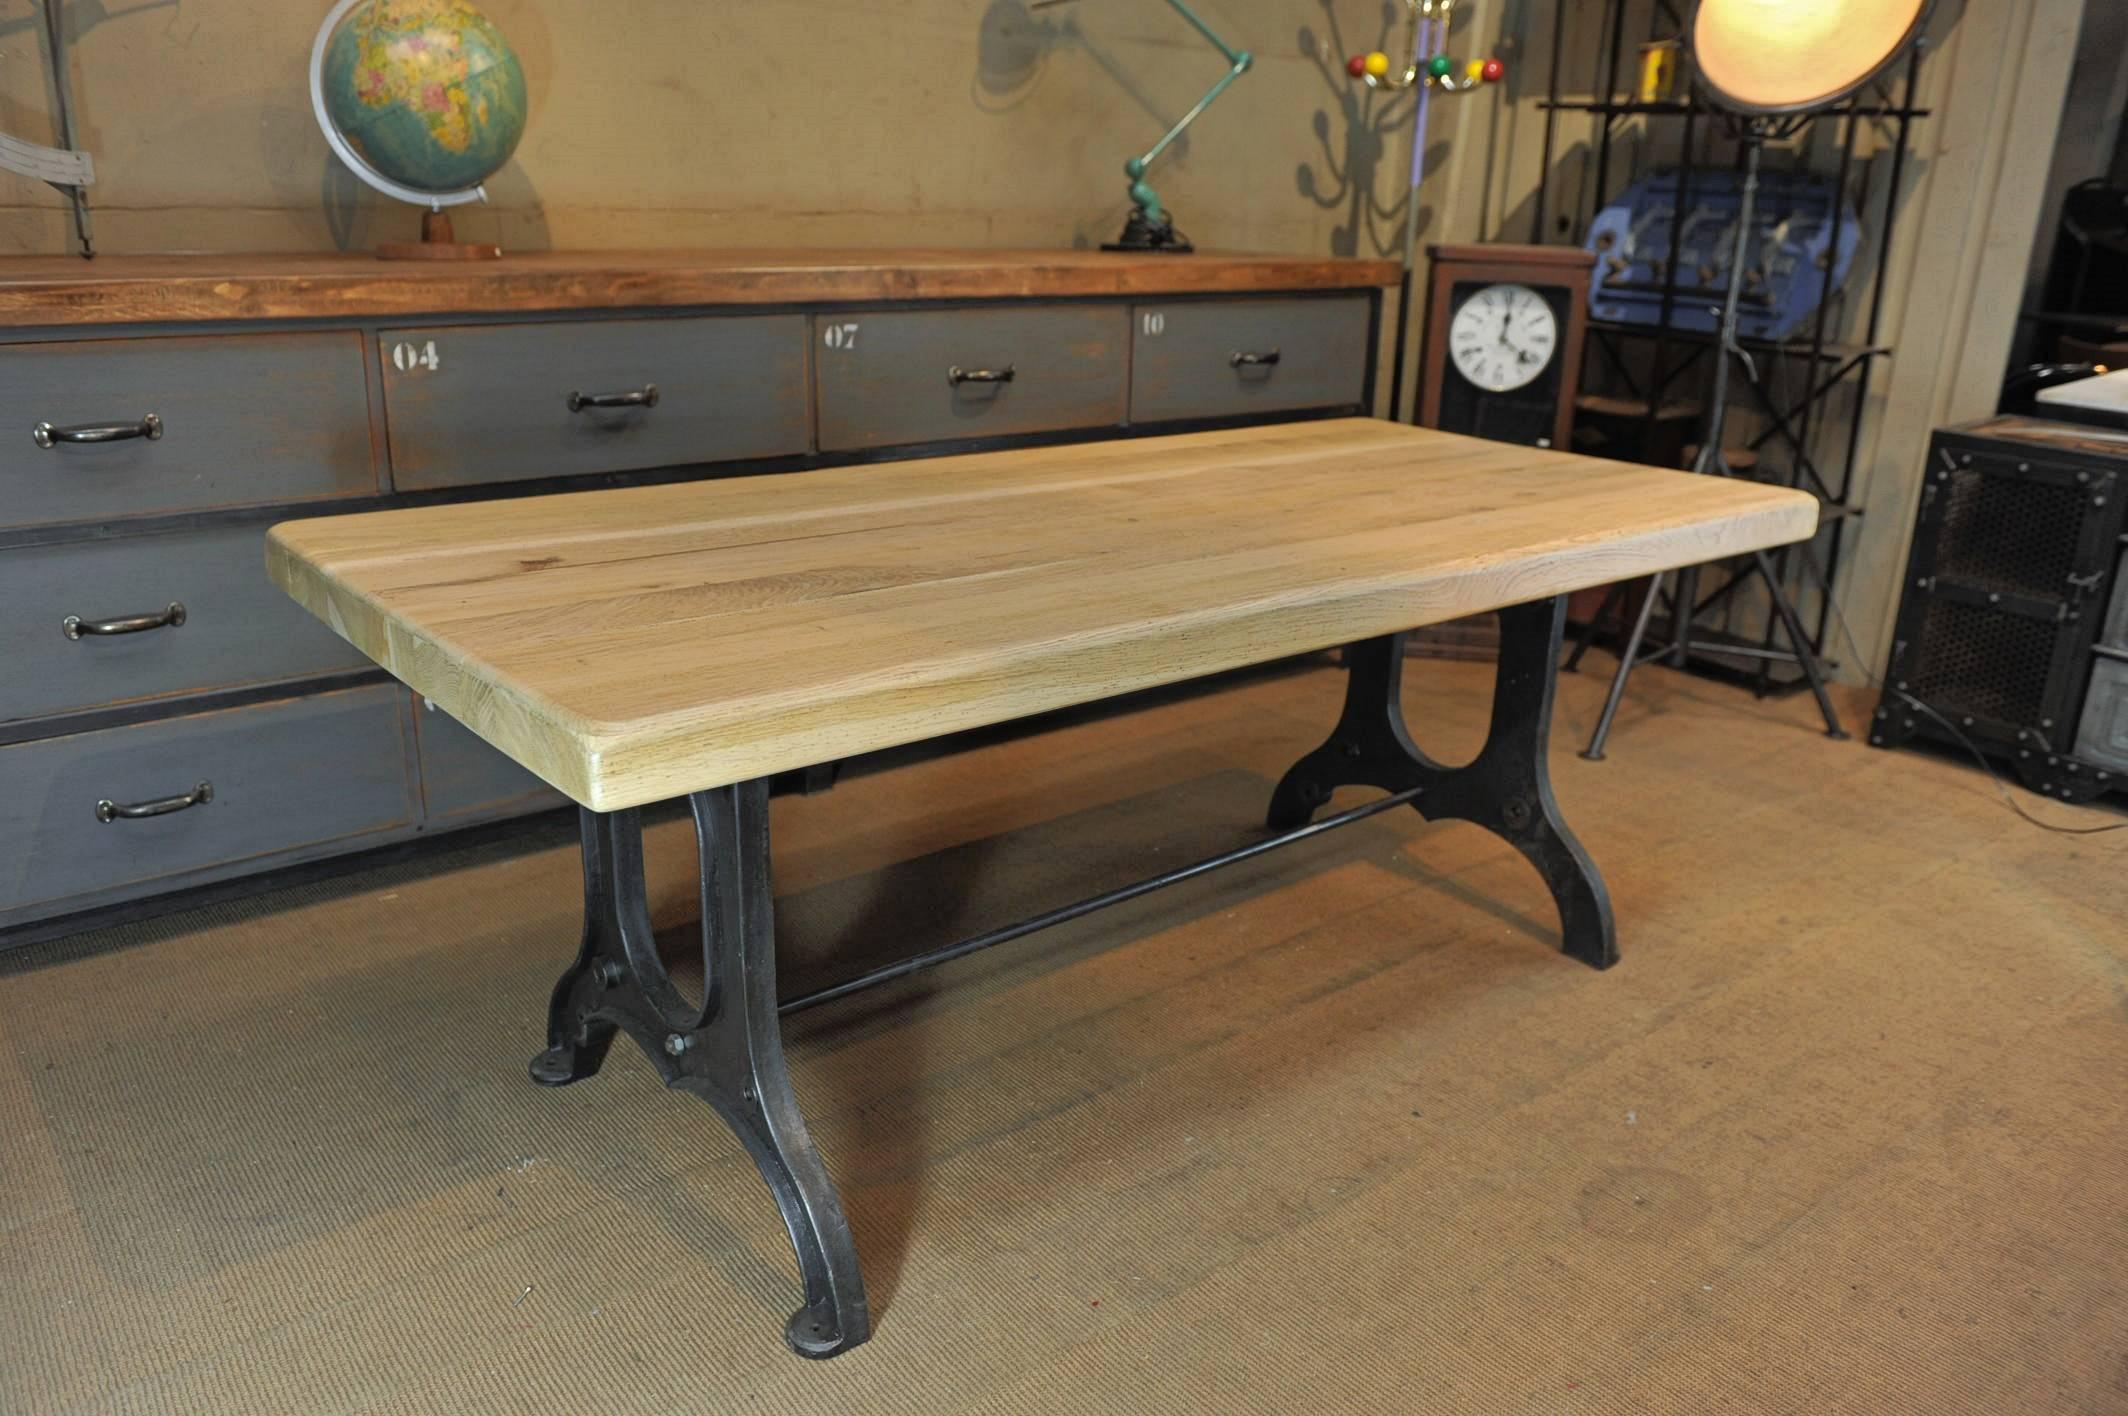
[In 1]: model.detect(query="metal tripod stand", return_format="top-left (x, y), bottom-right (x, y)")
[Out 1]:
top-left (1571, 116), bottom-right (1848, 760)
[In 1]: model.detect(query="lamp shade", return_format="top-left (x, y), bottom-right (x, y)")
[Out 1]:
top-left (1690, 0), bottom-right (1928, 115)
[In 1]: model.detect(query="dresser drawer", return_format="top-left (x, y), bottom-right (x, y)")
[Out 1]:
top-left (1129, 296), bottom-right (1370, 424)
top-left (0, 523), bottom-right (373, 726)
top-left (379, 316), bottom-right (810, 490)
top-left (814, 305), bottom-right (1128, 451)
top-left (412, 693), bottom-right (565, 822)
top-left (0, 686), bottom-right (416, 920)
top-left (2, 333), bottom-right (378, 530)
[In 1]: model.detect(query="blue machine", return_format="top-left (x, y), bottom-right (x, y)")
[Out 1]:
top-left (1583, 167), bottom-right (1861, 342)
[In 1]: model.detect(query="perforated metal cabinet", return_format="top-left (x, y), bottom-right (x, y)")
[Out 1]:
top-left (1876, 418), bottom-right (2128, 795)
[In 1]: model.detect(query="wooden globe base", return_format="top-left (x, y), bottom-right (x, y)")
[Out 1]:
top-left (377, 209), bottom-right (502, 262)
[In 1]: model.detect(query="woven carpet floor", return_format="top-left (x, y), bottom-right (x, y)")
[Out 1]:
top-left (3, 653), bottom-right (2124, 1414)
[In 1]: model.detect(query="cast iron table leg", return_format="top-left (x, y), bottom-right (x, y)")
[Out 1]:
top-left (1268, 596), bottom-right (1618, 969)
top-left (530, 779), bottom-right (871, 1358)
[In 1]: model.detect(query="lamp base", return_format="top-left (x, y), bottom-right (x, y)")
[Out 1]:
top-left (377, 208), bottom-right (502, 261)
top-left (1102, 208), bottom-right (1193, 254)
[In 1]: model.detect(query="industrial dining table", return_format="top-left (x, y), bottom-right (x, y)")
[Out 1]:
top-left (265, 416), bottom-right (1817, 1358)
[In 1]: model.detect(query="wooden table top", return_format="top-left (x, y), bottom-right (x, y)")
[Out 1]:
top-left (267, 419), bottom-right (1818, 810)
top-left (0, 248), bottom-right (1398, 329)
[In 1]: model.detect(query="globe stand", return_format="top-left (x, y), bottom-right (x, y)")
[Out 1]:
top-left (376, 207), bottom-right (503, 262)
top-left (310, 0), bottom-right (520, 265)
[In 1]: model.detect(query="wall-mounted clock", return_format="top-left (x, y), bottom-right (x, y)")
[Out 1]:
top-left (1417, 243), bottom-right (1594, 450)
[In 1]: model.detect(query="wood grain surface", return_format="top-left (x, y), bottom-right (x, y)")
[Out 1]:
top-left (0, 249), bottom-right (1399, 329)
top-left (266, 418), bottom-right (1819, 810)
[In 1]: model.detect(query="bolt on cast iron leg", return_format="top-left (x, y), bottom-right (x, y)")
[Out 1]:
top-left (1268, 596), bottom-right (1617, 969)
top-left (530, 780), bottom-right (871, 1359)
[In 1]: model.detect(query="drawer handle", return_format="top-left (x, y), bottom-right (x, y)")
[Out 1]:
top-left (1229, 349), bottom-right (1282, 368)
top-left (947, 364), bottom-right (1016, 386)
top-left (63, 601), bottom-right (186, 640)
top-left (96, 780), bottom-right (213, 824)
top-left (33, 413), bottom-right (163, 448)
top-left (567, 385), bottom-right (659, 413)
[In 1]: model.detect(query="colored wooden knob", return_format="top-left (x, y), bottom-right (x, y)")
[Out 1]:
top-left (1465, 59), bottom-right (1486, 81)
top-left (1482, 57), bottom-right (1506, 82)
top-left (1427, 54), bottom-right (1453, 79)
top-left (1364, 51), bottom-right (1390, 78)
top-left (1347, 54), bottom-right (1368, 77)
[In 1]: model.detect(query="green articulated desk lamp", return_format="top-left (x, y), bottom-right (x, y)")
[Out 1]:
top-left (1034, 0), bottom-right (1253, 252)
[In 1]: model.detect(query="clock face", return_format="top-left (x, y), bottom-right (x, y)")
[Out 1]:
top-left (1448, 282), bottom-right (1559, 394)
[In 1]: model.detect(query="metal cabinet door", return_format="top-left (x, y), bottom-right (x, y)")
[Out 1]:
top-left (1885, 437), bottom-right (2121, 748)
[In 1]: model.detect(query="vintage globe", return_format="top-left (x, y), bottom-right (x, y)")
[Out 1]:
top-left (316, 0), bottom-right (527, 198)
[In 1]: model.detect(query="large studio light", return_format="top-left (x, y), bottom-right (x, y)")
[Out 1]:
top-left (1691, 0), bottom-right (1930, 115)
top-left (1581, 0), bottom-right (1934, 759)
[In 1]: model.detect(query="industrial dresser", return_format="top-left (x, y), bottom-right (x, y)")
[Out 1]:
top-left (0, 250), bottom-right (1394, 944)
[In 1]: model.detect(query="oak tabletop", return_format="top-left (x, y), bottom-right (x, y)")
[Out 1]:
top-left (267, 418), bottom-right (1818, 810)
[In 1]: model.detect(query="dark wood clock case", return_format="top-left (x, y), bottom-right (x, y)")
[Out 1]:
top-left (1417, 243), bottom-right (1594, 451)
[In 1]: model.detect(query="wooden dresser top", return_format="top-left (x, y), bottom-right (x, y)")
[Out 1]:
top-left (0, 249), bottom-right (1399, 329)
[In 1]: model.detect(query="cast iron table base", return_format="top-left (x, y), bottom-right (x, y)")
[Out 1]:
top-left (528, 595), bottom-right (1613, 1358)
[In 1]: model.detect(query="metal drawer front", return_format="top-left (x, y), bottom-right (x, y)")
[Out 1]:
top-left (0, 523), bottom-right (372, 725)
top-left (1129, 296), bottom-right (1370, 424)
top-left (0, 686), bottom-right (416, 919)
top-left (814, 305), bottom-right (1128, 451)
top-left (2077, 656), bottom-right (2128, 772)
top-left (2101, 548), bottom-right (2128, 651)
top-left (2, 333), bottom-right (379, 530)
top-left (379, 316), bottom-right (810, 489)
top-left (412, 693), bottom-right (564, 822)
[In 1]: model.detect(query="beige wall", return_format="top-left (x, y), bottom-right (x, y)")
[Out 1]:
top-left (0, 0), bottom-right (2087, 676)
top-left (0, 0), bottom-right (1494, 259)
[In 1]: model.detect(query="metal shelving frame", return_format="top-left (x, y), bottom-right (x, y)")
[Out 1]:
top-left (1529, 0), bottom-right (1929, 689)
